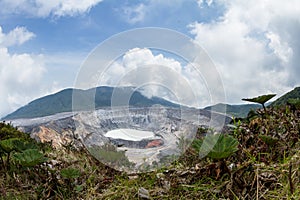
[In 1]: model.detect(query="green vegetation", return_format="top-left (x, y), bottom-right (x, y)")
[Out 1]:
top-left (204, 103), bottom-right (261, 118)
top-left (88, 144), bottom-right (134, 169)
top-left (287, 98), bottom-right (300, 111)
top-left (271, 86), bottom-right (300, 107)
top-left (1, 91), bottom-right (300, 199)
top-left (198, 133), bottom-right (239, 160)
top-left (0, 122), bottom-right (120, 199)
top-left (14, 149), bottom-right (47, 167)
top-left (61, 167), bottom-right (81, 179)
top-left (3, 86), bottom-right (179, 120)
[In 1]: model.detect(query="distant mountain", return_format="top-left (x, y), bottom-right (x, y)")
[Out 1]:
top-left (3, 86), bottom-right (179, 120)
top-left (271, 87), bottom-right (300, 107)
top-left (204, 87), bottom-right (300, 118)
top-left (204, 103), bottom-right (261, 118)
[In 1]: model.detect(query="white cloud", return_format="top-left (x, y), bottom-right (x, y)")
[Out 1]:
top-left (0, 26), bottom-right (35, 47)
top-left (206, 0), bottom-right (214, 6)
top-left (0, 26), bottom-right (47, 118)
top-left (120, 0), bottom-right (187, 25)
top-left (0, 0), bottom-right (103, 17)
top-left (197, 0), bottom-right (204, 7)
top-left (266, 31), bottom-right (293, 64)
top-left (197, 0), bottom-right (214, 7)
top-left (190, 0), bottom-right (300, 103)
top-left (99, 48), bottom-right (210, 107)
top-left (122, 4), bottom-right (146, 24)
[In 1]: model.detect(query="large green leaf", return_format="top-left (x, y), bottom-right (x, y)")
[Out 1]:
top-left (200, 134), bottom-right (239, 160)
top-left (192, 138), bottom-right (203, 152)
top-left (15, 141), bottom-right (38, 152)
top-left (0, 138), bottom-right (22, 153)
top-left (242, 94), bottom-right (276, 105)
top-left (14, 149), bottom-right (47, 167)
top-left (0, 138), bottom-right (37, 154)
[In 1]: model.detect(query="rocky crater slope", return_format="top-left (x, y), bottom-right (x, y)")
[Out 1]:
top-left (10, 106), bottom-right (230, 172)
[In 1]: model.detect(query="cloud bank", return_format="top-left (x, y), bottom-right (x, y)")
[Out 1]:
top-left (0, 26), bottom-right (46, 118)
top-left (99, 48), bottom-right (210, 107)
top-left (191, 0), bottom-right (300, 102)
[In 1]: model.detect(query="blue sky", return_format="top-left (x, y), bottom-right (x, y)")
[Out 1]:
top-left (1, 0), bottom-right (300, 118)
top-left (1, 0), bottom-right (222, 53)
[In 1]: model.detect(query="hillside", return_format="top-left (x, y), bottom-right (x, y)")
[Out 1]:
top-left (271, 86), bottom-right (300, 107)
top-left (3, 86), bottom-right (179, 120)
top-left (204, 86), bottom-right (300, 118)
top-left (204, 103), bottom-right (260, 118)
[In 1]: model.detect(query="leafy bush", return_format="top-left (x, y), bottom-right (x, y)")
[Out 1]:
top-left (0, 122), bottom-right (31, 141)
top-left (88, 144), bottom-right (134, 169)
top-left (0, 122), bottom-right (46, 170)
top-left (287, 98), bottom-right (300, 111)
top-left (200, 133), bottom-right (239, 160)
top-left (14, 149), bottom-right (47, 167)
top-left (0, 138), bottom-right (21, 153)
top-left (0, 138), bottom-right (23, 168)
top-left (61, 167), bottom-right (81, 179)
